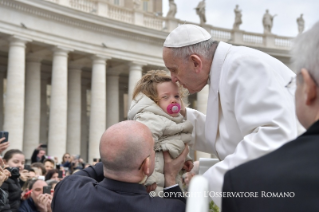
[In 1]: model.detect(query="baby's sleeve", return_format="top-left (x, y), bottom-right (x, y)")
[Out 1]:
top-left (134, 112), bottom-right (165, 143)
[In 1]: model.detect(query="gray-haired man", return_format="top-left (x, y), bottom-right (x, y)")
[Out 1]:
top-left (163, 24), bottom-right (298, 207)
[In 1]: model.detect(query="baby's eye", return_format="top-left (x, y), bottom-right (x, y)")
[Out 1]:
top-left (162, 96), bottom-right (168, 99)
top-left (175, 95), bottom-right (180, 99)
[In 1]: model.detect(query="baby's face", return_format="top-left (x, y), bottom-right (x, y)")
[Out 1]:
top-left (157, 81), bottom-right (181, 117)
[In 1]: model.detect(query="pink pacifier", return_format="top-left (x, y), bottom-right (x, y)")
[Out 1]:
top-left (167, 103), bottom-right (181, 114)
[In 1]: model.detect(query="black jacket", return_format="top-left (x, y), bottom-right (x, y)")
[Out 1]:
top-left (52, 162), bottom-right (185, 212)
top-left (222, 120), bottom-right (319, 212)
top-left (0, 188), bottom-right (10, 211)
top-left (1, 176), bottom-right (22, 212)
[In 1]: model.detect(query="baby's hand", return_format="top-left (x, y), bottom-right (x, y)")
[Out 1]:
top-left (145, 183), bottom-right (157, 193)
top-left (183, 160), bottom-right (193, 172)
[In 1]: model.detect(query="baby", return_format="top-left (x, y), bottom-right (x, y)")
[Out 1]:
top-left (128, 70), bottom-right (193, 195)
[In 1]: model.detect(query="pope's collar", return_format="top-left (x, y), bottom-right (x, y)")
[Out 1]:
top-left (207, 41), bottom-right (219, 85)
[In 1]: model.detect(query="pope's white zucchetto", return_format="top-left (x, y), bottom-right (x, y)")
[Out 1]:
top-left (163, 24), bottom-right (212, 48)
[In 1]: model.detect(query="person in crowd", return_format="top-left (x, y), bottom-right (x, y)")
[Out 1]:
top-left (21, 179), bottom-right (34, 201)
top-left (69, 155), bottom-right (85, 174)
top-left (31, 163), bottom-right (46, 176)
top-left (45, 169), bottom-right (59, 182)
top-left (60, 153), bottom-right (71, 167)
top-left (1, 149), bottom-right (26, 211)
top-left (30, 146), bottom-right (46, 164)
top-left (43, 159), bottom-right (55, 173)
top-left (222, 21), bottom-right (319, 212)
top-left (28, 169), bottom-right (37, 180)
top-left (0, 137), bottom-right (9, 155)
top-left (128, 70), bottom-right (193, 195)
top-left (0, 162), bottom-right (10, 211)
top-left (59, 153), bottom-right (72, 175)
top-left (52, 121), bottom-right (187, 212)
top-left (45, 179), bottom-right (58, 191)
top-left (162, 24), bottom-right (297, 206)
top-left (19, 179), bottom-right (52, 212)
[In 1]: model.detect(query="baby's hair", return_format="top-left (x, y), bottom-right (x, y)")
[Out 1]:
top-left (132, 70), bottom-right (188, 104)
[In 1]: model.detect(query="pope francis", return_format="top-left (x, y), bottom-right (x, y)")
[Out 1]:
top-left (162, 24), bottom-right (298, 207)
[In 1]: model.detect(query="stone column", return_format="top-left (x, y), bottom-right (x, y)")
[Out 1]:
top-left (40, 75), bottom-right (49, 145)
top-left (196, 85), bottom-right (212, 160)
top-left (23, 58), bottom-right (41, 157)
top-left (89, 55), bottom-right (109, 163)
top-left (106, 73), bottom-right (119, 128)
top-left (119, 88), bottom-right (125, 122)
top-left (0, 71), bottom-right (4, 131)
top-left (48, 47), bottom-right (71, 159)
top-left (66, 66), bottom-right (82, 155)
top-left (4, 36), bottom-right (30, 150)
top-left (127, 62), bottom-right (144, 110)
top-left (80, 81), bottom-right (89, 162)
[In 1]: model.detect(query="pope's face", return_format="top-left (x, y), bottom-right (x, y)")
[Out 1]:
top-left (163, 47), bottom-right (206, 94)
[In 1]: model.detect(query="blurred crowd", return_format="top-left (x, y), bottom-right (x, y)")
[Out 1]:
top-left (0, 137), bottom-right (97, 212)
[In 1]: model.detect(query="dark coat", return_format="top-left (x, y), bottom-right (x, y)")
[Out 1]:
top-left (222, 120), bottom-right (319, 212)
top-left (0, 188), bottom-right (10, 211)
top-left (52, 162), bottom-right (185, 212)
top-left (18, 198), bottom-right (38, 212)
top-left (1, 176), bottom-right (22, 212)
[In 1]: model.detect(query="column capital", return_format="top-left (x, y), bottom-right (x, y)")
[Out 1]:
top-left (8, 35), bottom-right (31, 47)
top-left (129, 61), bottom-right (147, 67)
top-left (91, 54), bottom-right (111, 62)
top-left (8, 35), bottom-right (32, 43)
top-left (52, 46), bottom-right (73, 56)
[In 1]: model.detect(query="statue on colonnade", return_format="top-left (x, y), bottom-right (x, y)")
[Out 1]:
top-left (195, 0), bottom-right (206, 25)
top-left (297, 14), bottom-right (305, 34)
top-left (233, 5), bottom-right (242, 30)
top-left (262, 9), bottom-right (276, 34)
top-left (166, 0), bottom-right (177, 18)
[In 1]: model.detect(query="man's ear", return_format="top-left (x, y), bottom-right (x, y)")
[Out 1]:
top-left (190, 54), bottom-right (202, 73)
top-left (301, 68), bottom-right (317, 105)
top-left (142, 157), bottom-right (150, 176)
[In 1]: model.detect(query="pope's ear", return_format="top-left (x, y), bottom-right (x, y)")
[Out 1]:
top-left (302, 69), bottom-right (317, 105)
top-left (190, 54), bottom-right (202, 73)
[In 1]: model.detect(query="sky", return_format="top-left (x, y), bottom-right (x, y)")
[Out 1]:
top-left (162, 0), bottom-right (319, 37)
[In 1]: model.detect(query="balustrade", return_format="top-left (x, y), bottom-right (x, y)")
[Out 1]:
top-left (42, 0), bottom-right (293, 50)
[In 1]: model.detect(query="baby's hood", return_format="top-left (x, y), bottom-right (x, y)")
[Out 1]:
top-left (127, 93), bottom-right (157, 120)
top-left (127, 93), bottom-right (183, 121)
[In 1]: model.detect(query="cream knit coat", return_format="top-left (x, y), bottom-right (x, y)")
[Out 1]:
top-left (128, 93), bottom-right (193, 195)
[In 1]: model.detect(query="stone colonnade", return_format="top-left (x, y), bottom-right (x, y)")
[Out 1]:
top-left (0, 35), bottom-right (210, 163)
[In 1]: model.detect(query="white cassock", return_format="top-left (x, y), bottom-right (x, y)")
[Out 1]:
top-left (186, 42), bottom-right (298, 207)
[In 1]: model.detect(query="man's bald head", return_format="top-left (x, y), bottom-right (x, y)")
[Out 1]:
top-left (99, 121), bottom-right (153, 175)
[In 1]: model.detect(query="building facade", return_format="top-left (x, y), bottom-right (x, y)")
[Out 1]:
top-left (0, 0), bottom-right (293, 163)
